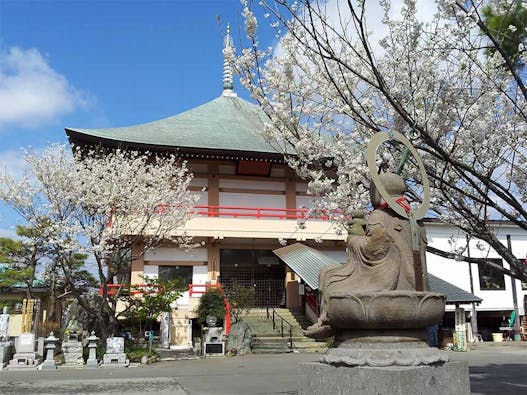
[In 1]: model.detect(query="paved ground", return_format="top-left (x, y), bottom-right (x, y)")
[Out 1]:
top-left (0, 347), bottom-right (525, 395)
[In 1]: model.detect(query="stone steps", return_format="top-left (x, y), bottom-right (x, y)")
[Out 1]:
top-left (243, 308), bottom-right (328, 354)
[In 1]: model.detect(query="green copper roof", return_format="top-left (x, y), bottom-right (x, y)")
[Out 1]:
top-left (66, 95), bottom-right (280, 154)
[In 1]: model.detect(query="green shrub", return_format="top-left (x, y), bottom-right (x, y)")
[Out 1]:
top-left (196, 287), bottom-right (226, 327)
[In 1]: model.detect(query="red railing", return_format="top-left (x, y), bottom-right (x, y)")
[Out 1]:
top-left (155, 204), bottom-right (339, 220)
top-left (108, 205), bottom-right (340, 228)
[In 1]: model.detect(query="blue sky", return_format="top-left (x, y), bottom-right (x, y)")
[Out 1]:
top-left (0, 0), bottom-right (275, 237)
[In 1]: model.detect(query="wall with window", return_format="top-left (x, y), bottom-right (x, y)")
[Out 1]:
top-left (425, 222), bottom-right (527, 314)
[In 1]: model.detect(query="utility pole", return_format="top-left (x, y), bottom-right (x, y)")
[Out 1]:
top-left (507, 235), bottom-right (521, 341)
top-left (466, 235), bottom-right (478, 339)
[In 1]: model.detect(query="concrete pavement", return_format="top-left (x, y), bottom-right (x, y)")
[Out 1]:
top-left (0, 347), bottom-right (525, 395)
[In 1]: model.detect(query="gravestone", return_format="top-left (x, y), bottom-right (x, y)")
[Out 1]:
top-left (62, 331), bottom-right (84, 367)
top-left (100, 337), bottom-right (129, 368)
top-left (7, 332), bottom-right (40, 370)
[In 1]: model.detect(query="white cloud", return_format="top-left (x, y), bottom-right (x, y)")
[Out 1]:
top-left (0, 46), bottom-right (88, 128)
top-left (0, 227), bottom-right (19, 240)
top-left (0, 149), bottom-right (28, 179)
top-left (274, 0), bottom-right (437, 57)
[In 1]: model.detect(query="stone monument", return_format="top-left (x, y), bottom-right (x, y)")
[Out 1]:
top-left (160, 312), bottom-right (170, 349)
top-left (203, 315), bottom-right (225, 356)
top-left (100, 337), bottom-right (129, 368)
top-left (0, 307), bottom-right (13, 369)
top-left (61, 330), bottom-right (84, 367)
top-left (300, 131), bottom-right (470, 395)
top-left (7, 332), bottom-right (40, 370)
top-left (40, 332), bottom-right (58, 370)
top-left (85, 331), bottom-right (99, 368)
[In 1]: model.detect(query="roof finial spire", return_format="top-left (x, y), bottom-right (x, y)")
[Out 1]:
top-left (222, 23), bottom-right (237, 97)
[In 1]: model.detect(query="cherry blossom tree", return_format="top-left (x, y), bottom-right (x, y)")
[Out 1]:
top-left (0, 145), bottom-right (198, 338)
top-left (238, 0), bottom-right (527, 280)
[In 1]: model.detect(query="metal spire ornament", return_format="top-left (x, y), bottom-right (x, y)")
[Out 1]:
top-left (222, 23), bottom-right (236, 96)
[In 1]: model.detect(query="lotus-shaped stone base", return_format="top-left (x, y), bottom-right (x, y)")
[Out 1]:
top-left (327, 290), bottom-right (446, 330)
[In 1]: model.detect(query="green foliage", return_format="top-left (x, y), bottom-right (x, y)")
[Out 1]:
top-left (483, 2), bottom-right (527, 65)
top-left (0, 237), bottom-right (33, 287)
top-left (122, 275), bottom-right (186, 323)
top-left (226, 285), bottom-right (255, 323)
top-left (196, 287), bottom-right (226, 326)
top-left (124, 343), bottom-right (157, 362)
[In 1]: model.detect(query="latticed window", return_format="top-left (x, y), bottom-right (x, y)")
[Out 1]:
top-left (478, 259), bottom-right (505, 290)
top-left (219, 249), bottom-right (285, 307)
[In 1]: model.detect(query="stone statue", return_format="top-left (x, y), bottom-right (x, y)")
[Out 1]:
top-left (0, 307), bottom-right (9, 341)
top-left (306, 172), bottom-right (428, 338)
top-left (298, 131), bottom-right (469, 395)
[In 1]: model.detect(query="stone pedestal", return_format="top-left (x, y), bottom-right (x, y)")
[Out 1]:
top-left (62, 332), bottom-right (84, 367)
top-left (7, 333), bottom-right (40, 370)
top-left (100, 337), bottom-right (129, 368)
top-left (299, 361), bottom-right (470, 395)
top-left (300, 329), bottom-right (470, 395)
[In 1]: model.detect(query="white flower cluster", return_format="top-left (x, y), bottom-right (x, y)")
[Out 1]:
top-left (0, 144), bottom-right (199, 281)
top-left (237, 0), bottom-right (527, 276)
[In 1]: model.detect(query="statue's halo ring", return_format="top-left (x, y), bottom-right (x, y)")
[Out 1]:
top-left (367, 131), bottom-right (430, 220)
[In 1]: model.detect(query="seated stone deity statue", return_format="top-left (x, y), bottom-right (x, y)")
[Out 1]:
top-left (305, 172), bottom-right (428, 338)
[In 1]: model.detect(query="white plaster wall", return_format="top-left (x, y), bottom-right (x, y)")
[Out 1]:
top-left (219, 192), bottom-right (285, 211)
top-left (425, 223), bottom-right (527, 314)
top-left (143, 264), bottom-right (159, 279)
top-left (194, 191), bottom-right (208, 206)
top-left (145, 247), bottom-right (207, 262)
top-left (296, 196), bottom-right (316, 210)
top-left (192, 265), bottom-right (209, 285)
top-left (219, 179), bottom-right (285, 191)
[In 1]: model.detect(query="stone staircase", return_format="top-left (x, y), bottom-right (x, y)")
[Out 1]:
top-left (241, 308), bottom-right (329, 354)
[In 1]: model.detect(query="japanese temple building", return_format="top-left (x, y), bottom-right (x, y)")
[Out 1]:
top-left (65, 28), bottom-right (527, 348)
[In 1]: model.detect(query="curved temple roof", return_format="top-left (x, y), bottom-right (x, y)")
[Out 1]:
top-left (66, 95), bottom-right (282, 155)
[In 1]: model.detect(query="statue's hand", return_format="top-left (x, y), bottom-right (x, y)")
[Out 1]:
top-left (348, 218), bottom-right (365, 236)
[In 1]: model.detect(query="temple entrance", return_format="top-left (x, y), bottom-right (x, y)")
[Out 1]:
top-left (219, 249), bottom-right (285, 307)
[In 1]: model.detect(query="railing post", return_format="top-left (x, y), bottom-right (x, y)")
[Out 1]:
top-left (289, 327), bottom-right (293, 348)
top-left (272, 310), bottom-right (276, 330)
top-left (281, 319), bottom-right (284, 337)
